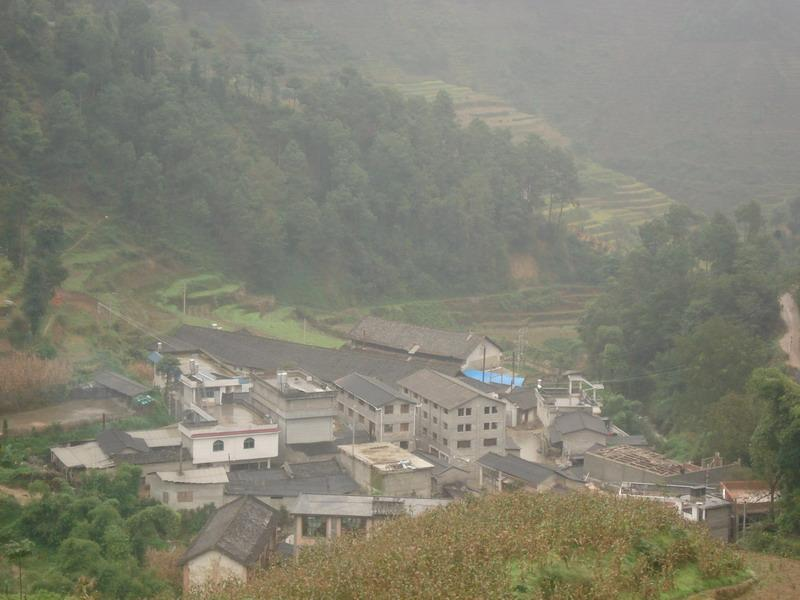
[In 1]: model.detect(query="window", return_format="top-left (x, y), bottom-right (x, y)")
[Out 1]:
top-left (423, 398), bottom-right (429, 405)
top-left (431, 402), bottom-right (438, 410)
top-left (484, 406), bottom-right (498, 414)
top-left (384, 424), bottom-right (393, 433)
top-left (244, 437), bottom-right (255, 449)
top-left (203, 387), bottom-right (215, 398)
top-left (483, 422), bottom-right (499, 430)
top-left (341, 516), bottom-right (365, 532)
top-left (213, 440), bottom-right (224, 452)
top-left (423, 411), bottom-right (428, 419)
top-left (338, 402), bottom-right (345, 412)
top-left (400, 404), bottom-right (410, 414)
top-left (443, 422), bottom-right (448, 430)
top-left (432, 416), bottom-right (438, 424)
top-left (457, 424), bottom-right (472, 432)
top-left (442, 438), bottom-right (448, 447)
top-left (162, 492), bottom-right (169, 503)
top-left (358, 415), bottom-right (365, 424)
top-left (399, 441), bottom-right (409, 449)
top-left (384, 405), bottom-right (394, 415)
top-left (432, 432), bottom-right (438, 441)
top-left (348, 408), bottom-right (354, 417)
top-left (422, 427), bottom-right (428, 435)
top-left (400, 423), bottom-right (409, 432)
top-left (457, 440), bottom-right (471, 449)
top-left (302, 516), bottom-right (326, 538)
top-left (177, 490), bottom-right (193, 503)
top-left (443, 408), bottom-right (448, 414)
top-left (457, 408), bottom-right (472, 417)
top-left (483, 438), bottom-right (498, 447)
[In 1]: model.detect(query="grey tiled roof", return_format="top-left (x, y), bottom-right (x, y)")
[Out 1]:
top-left (93, 371), bottom-right (151, 398)
top-left (163, 325), bottom-right (459, 384)
top-left (180, 496), bottom-right (274, 566)
top-left (397, 369), bottom-right (500, 410)
top-left (552, 411), bottom-right (609, 436)
top-left (226, 459), bottom-right (360, 497)
top-left (477, 452), bottom-right (583, 486)
top-left (348, 316), bottom-right (500, 360)
top-left (334, 372), bottom-right (413, 408)
top-left (96, 429), bottom-right (148, 456)
top-left (505, 387), bottom-right (537, 410)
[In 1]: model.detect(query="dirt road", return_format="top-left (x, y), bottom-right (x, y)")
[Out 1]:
top-left (779, 292), bottom-right (800, 370)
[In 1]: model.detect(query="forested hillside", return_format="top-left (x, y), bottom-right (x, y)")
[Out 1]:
top-left (280, 0), bottom-right (800, 210)
top-left (0, 0), bottom-right (599, 339)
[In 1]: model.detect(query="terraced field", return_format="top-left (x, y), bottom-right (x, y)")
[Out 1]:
top-left (394, 80), bottom-right (673, 249)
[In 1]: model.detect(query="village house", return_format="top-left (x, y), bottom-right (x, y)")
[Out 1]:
top-left (397, 369), bottom-right (508, 463)
top-left (347, 316), bottom-right (502, 370)
top-left (80, 370), bottom-right (153, 403)
top-left (334, 372), bottom-right (417, 449)
top-left (547, 411), bottom-right (612, 462)
top-left (476, 452), bottom-right (586, 493)
top-left (179, 496), bottom-right (277, 590)
top-left (50, 427), bottom-right (188, 481)
top-left (178, 359), bottom-right (252, 412)
top-left (158, 324), bottom-right (460, 384)
top-left (585, 444), bottom-right (746, 486)
top-left (291, 493), bottom-right (450, 555)
top-left (721, 480), bottom-right (778, 540)
top-left (178, 405), bottom-right (279, 471)
top-left (224, 459), bottom-right (360, 509)
top-left (337, 442), bottom-right (435, 497)
top-left (535, 374), bottom-right (603, 428)
top-left (618, 482), bottom-right (733, 541)
top-left (146, 467), bottom-right (229, 509)
top-left (251, 369), bottom-right (337, 448)
top-left (412, 450), bottom-right (471, 496)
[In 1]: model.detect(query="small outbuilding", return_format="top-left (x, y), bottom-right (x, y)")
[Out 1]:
top-left (179, 496), bottom-right (277, 590)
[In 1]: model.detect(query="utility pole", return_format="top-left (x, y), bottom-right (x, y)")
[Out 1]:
top-left (183, 284), bottom-right (187, 315)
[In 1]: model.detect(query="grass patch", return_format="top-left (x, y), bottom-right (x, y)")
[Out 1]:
top-left (212, 306), bottom-right (343, 348)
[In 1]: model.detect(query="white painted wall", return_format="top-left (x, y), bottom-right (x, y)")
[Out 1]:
top-left (185, 550), bottom-right (247, 589)
top-left (465, 341), bottom-right (503, 370)
top-left (285, 417), bottom-right (334, 444)
top-left (189, 431), bottom-right (278, 465)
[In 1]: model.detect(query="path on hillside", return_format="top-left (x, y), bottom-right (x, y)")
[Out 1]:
top-left (779, 292), bottom-right (800, 370)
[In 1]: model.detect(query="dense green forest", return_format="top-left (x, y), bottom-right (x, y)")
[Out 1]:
top-left (279, 0), bottom-right (800, 210)
top-left (579, 202), bottom-right (800, 535)
top-left (0, 0), bottom-right (599, 335)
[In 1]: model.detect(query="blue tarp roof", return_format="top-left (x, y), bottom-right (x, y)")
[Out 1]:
top-left (462, 369), bottom-right (525, 387)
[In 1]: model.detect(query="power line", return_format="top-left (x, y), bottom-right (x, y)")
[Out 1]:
top-left (598, 363), bottom-right (692, 384)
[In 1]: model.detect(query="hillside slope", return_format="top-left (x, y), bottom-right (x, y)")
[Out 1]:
top-left (277, 0), bottom-right (800, 210)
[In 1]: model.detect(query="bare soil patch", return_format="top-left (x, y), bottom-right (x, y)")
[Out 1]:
top-left (3, 397), bottom-right (133, 432)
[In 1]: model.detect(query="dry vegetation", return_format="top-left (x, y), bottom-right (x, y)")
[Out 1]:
top-left (0, 353), bottom-right (72, 414)
top-left (194, 492), bottom-right (745, 600)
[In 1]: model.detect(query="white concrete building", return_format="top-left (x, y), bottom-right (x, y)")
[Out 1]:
top-left (179, 405), bottom-right (279, 470)
top-left (146, 467), bottom-right (229, 509)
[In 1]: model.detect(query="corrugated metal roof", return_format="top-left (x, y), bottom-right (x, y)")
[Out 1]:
top-left (51, 442), bottom-right (114, 469)
top-left (477, 452), bottom-right (583, 485)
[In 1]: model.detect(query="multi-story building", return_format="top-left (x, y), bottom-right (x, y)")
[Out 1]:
top-left (397, 369), bottom-right (507, 463)
top-left (178, 405), bottom-right (279, 470)
top-left (178, 359), bottom-right (252, 412)
top-left (334, 372), bottom-right (417, 449)
top-left (251, 370), bottom-right (337, 447)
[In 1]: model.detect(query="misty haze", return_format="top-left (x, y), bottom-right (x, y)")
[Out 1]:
top-left (1, 2), bottom-right (799, 598)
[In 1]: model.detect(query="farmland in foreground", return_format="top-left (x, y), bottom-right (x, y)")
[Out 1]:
top-left (193, 491), bottom-right (747, 600)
